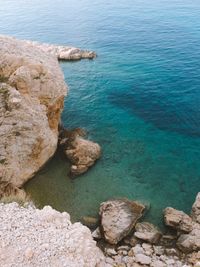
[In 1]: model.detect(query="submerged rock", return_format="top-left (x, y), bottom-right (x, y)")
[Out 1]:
top-left (164, 207), bottom-right (193, 233)
top-left (99, 199), bottom-right (145, 244)
top-left (0, 35), bottom-right (67, 187)
top-left (134, 222), bottom-right (162, 244)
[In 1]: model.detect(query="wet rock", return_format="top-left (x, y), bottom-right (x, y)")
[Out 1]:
top-left (191, 192), bottom-right (200, 223)
top-left (61, 128), bottom-right (101, 176)
top-left (164, 207), bottom-right (193, 233)
top-left (99, 199), bottom-right (145, 244)
top-left (134, 222), bottom-right (162, 244)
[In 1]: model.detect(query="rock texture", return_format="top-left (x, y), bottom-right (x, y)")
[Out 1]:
top-left (25, 39), bottom-right (96, 60)
top-left (0, 202), bottom-right (104, 267)
top-left (191, 192), bottom-right (200, 223)
top-left (177, 224), bottom-right (200, 253)
top-left (134, 222), bottom-right (162, 244)
top-left (99, 199), bottom-right (145, 244)
top-left (59, 127), bottom-right (101, 176)
top-left (164, 207), bottom-right (193, 233)
top-left (66, 137), bottom-right (101, 176)
top-left (0, 35), bottom-right (67, 187)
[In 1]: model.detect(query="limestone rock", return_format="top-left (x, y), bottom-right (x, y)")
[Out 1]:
top-left (164, 207), bottom-right (193, 233)
top-left (99, 199), bottom-right (145, 244)
top-left (177, 223), bottom-right (200, 253)
top-left (135, 253), bottom-right (152, 265)
top-left (0, 35), bottom-right (67, 187)
top-left (134, 222), bottom-right (162, 244)
top-left (24, 38), bottom-right (96, 60)
top-left (191, 192), bottom-right (200, 223)
top-left (0, 203), bottom-right (104, 267)
top-left (65, 136), bottom-right (101, 176)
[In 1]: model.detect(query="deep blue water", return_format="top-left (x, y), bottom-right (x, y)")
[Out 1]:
top-left (1, 0), bottom-right (200, 225)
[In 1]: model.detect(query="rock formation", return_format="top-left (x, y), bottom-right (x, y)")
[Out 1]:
top-left (24, 39), bottom-right (96, 60)
top-left (0, 35), bottom-right (67, 188)
top-left (164, 207), bottom-right (193, 233)
top-left (99, 199), bottom-right (145, 244)
top-left (0, 202), bottom-right (104, 267)
top-left (59, 127), bottom-right (101, 176)
top-left (134, 222), bottom-right (162, 244)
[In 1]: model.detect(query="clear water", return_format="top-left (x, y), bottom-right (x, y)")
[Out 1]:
top-left (1, 0), bottom-right (200, 226)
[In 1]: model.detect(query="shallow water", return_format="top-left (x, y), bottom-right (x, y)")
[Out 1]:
top-left (1, 0), bottom-right (200, 225)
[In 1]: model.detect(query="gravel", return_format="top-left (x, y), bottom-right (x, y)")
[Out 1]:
top-left (0, 203), bottom-right (104, 267)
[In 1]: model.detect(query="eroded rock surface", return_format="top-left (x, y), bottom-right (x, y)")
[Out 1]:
top-left (177, 224), bottom-right (200, 253)
top-left (66, 137), bottom-right (101, 176)
top-left (134, 222), bottom-right (162, 244)
top-left (164, 207), bottom-right (193, 233)
top-left (59, 127), bottom-right (101, 176)
top-left (0, 35), bottom-right (67, 187)
top-left (99, 199), bottom-right (145, 244)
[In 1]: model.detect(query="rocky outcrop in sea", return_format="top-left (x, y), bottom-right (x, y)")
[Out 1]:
top-left (59, 127), bottom-right (101, 176)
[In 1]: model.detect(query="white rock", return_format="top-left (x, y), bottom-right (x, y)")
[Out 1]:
top-left (135, 254), bottom-right (152, 265)
top-left (0, 203), bottom-right (104, 267)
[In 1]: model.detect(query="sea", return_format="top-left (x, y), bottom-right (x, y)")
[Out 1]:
top-left (1, 0), bottom-right (200, 226)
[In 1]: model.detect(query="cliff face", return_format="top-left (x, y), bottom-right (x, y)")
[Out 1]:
top-left (0, 36), bottom-right (67, 187)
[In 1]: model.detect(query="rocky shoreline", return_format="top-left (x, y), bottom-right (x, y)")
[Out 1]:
top-left (90, 194), bottom-right (200, 266)
top-left (21, 37), bottom-right (96, 61)
top-left (0, 194), bottom-right (200, 266)
top-left (0, 35), bottom-right (200, 266)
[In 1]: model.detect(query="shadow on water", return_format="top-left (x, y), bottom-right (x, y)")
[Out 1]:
top-left (108, 90), bottom-right (200, 137)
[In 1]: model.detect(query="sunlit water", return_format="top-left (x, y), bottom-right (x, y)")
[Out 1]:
top-left (1, 0), bottom-right (200, 226)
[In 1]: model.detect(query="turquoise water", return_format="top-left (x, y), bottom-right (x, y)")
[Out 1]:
top-left (1, 0), bottom-right (200, 225)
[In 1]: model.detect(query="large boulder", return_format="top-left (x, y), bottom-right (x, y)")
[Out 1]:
top-left (134, 222), bottom-right (162, 244)
top-left (191, 192), bottom-right (200, 223)
top-left (164, 207), bottom-right (193, 233)
top-left (0, 35), bottom-right (67, 188)
top-left (63, 130), bottom-right (101, 176)
top-left (99, 199), bottom-right (145, 244)
top-left (177, 223), bottom-right (200, 253)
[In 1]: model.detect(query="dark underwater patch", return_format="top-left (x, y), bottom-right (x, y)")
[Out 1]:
top-left (108, 90), bottom-right (200, 137)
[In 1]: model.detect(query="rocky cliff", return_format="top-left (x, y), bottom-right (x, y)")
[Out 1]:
top-left (0, 35), bottom-right (67, 188)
